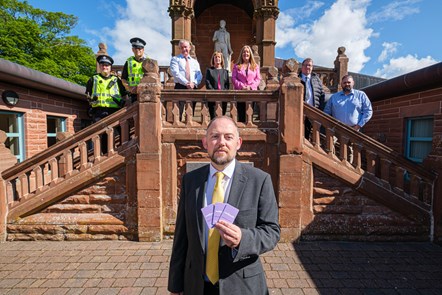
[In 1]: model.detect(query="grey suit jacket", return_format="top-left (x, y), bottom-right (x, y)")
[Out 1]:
top-left (168, 160), bottom-right (280, 295)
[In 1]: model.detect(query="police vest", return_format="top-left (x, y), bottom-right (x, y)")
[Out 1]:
top-left (126, 56), bottom-right (144, 86)
top-left (90, 75), bottom-right (122, 109)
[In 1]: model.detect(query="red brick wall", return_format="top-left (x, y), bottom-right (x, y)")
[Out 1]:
top-left (194, 4), bottom-right (254, 88)
top-left (363, 87), bottom-right (442, 156)
top-left (0, 81), bottom-right (89, 159)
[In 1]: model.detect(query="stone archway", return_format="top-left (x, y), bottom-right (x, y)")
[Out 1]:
top-left (168, 0), bottom-right (279, 70)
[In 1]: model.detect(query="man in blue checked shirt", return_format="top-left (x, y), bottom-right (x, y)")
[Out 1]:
top-left (324, 74), bottom-right (373, 131)
top-left (324, 74), bottom-right (373, 162)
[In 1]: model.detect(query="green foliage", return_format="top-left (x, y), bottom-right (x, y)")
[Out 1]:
top-left (0, 0), bottom-right (96, 86)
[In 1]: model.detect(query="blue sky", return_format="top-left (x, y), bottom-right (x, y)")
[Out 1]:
top-left (26, 0), bottom-right (440, 79)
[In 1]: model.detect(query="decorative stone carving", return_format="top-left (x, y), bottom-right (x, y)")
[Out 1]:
top-left (168, 3), bottom-right (194, 18)
top-left (254, 7), bottom-right (280, 19)
top-left (282, 58), bottom-right (299, 77)
top-left (97, 43), bottom-right (107, 56)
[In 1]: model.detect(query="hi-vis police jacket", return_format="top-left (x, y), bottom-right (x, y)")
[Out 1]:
top-left (125, 56), bottom-right (144, 87)
top-left (90, 74), bottom-right (122, 108)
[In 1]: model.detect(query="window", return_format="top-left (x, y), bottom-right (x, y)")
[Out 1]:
top-left (47, 116), bottom-right (66, 147)
top-left (405, 117), bottom-right (433, 163)
top-left (0, 111), bottom-right (24, 162)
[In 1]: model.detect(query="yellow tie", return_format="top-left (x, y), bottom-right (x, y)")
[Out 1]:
top-left (206, 171), bottom-right (225, 284)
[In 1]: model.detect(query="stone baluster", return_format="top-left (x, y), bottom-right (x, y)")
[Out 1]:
top-left (185, 101), bottom-right (194, 126)
top-left (365, 150), bottom-right (377, 175)
top-left (19, 174), bottom-right (28, 199)
top-left (325, 127), bottom-right (335, 156)
top-left (93, 135), bottom-right (101, 162)
top-left (380, 158), bottom-right (392, 185)
top-left (245, 102), bottom-right (254, 127)
top-left (410, 174), bottom-right (421, 200)
top-left (49, 158), bottom-right (59, 183)
top-left (120, 119), bottom-right (129, 145)
top-left (79, 142), bottom-right (89, 171)
top-left (395, 166), bottom-right (406, 192)
top-left (353, 142), bottom-right (362, 172)
top-left (106, 128), bottom-right (115, 156)
top-left (339, 135), bottom-right (349, 164)
top-left (33, 165), bottom-right (44, 193)
top-left (312, 120), bottom-right (321, 149)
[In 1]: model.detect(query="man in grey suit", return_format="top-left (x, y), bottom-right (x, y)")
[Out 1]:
top-left (168, 116), bottom-right (280, 295)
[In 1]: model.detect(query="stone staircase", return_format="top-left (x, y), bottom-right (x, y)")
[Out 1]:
top-left (2, 104), bottom-right (139, 241)
top-left (301, 103), bottom-right (435, 240)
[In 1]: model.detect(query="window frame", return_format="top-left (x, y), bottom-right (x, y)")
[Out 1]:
top-left (47, 115), bottom-right (67, 147)
top-left (405, 116), bottom-right (433, 163)
top-left (0, 110), bottom-right (25, 162)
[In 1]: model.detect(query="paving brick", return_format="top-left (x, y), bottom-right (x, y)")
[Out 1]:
top-left (1, 241), bottom-right (442, 294)
top-left (112, 278), bottom-right (136, 287)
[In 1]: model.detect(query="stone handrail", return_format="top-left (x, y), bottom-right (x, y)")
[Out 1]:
top-left (304, 103), bottom-right (436, 206)
top-left (1, 104), bottom-right (139, 216)
top-left (160, 89), bottom-right (279, 129)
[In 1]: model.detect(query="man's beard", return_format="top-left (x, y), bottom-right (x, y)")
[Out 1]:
top-left (343, 85), bottom-right (352, 92)
top-left (210, 150), bottom-right (234, 166)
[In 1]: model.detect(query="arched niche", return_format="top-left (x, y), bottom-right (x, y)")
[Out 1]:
top-left (168, 0), bottom-right (279, 87)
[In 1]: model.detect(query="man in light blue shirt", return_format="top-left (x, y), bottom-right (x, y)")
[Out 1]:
top-left (170, 39), bottom-right (202, 118)
top-left (324, 74), bottom-right (372, 163)
top-left (324, 74), bottom-right (372, 131)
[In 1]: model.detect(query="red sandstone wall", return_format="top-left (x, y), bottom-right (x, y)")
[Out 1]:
top-left (0, 81), bottom-right (89, 159)
top-left (363, 87), bottom-right (442, 156)
top-left (303, 169), bottom-right (429, 241)
top-left (7, 167), bottom-right (136, 241)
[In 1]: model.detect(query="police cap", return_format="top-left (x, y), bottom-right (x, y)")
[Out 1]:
top-left (96, 55), bottom-right (114, 65)
top-left (130, 37), bottom-right (146, 49)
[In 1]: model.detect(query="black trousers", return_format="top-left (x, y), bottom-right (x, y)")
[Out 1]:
top-left (204, 281), bottom-right (219, 295)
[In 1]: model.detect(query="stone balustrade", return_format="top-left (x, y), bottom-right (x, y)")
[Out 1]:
top-left (2, 104), bottom-right (138, 221)
top-left (304, 103), bottom-right (436, 208)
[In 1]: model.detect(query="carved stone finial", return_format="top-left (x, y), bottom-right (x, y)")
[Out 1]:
top-left (97, 43), bottom-right (108, 55)
top-left (337, 46), bottom-right (346, 56)
top-left (142, 58), bottom-right (159, 75)
top-left (282, 58), bottom-right (299, 76)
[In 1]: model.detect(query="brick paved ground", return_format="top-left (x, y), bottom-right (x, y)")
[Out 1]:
top-left (0, 240), bottom-right (442, 295)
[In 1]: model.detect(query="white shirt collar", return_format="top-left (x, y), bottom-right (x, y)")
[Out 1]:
top-left (209, 159), bottom-right (235, 180)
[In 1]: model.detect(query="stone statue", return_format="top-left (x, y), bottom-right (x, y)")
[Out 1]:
top-left (213, 20), bottom-right (233, 71)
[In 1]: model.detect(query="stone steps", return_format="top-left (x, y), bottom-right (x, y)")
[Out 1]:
top-left (7, 213), bottom-right (132, 241)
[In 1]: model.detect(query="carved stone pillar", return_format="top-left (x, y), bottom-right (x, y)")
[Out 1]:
top-left (0, 130), bottom-right (18, 241)
top-left (333, 46), bottom-right (349, 92)
top-left (136, 59), bottom-right (163, 241)
top-left (168, 1), bottom-right (194, 56)
top-left (254, 4), bottom-right (279, 68)
top-left (278, 58), bottom-right (310, 242)
top-left (95, 43), bottom-right (108, 74)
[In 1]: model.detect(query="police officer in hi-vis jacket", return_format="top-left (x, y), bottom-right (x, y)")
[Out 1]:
top-left (85, 54), bottom-right (126, 123)
top-left (121, 37), bottom-right (146, 102)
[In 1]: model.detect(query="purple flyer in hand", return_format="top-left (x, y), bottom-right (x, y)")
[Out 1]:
top-left (220, 203), bottom-right (239, 224)
top-left (213, 203), bottom-right (226, 224)
top-left (201, 204), bottom-right (215, 228)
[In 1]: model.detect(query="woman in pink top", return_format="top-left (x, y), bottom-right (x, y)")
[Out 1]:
top-left (232, 45), bottom-right (261, 121)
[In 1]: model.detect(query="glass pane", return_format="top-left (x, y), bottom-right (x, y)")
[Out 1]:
top-left (47, 116), bottom-right (66, 133)
top-left (47, 117), bottom-right (56, 133)
top-left (0, 113), bottom-right (19, 133)
top-left (410, 141), bottom-right (432, 160)
top-left (411, 118), bottom-right (433, 137)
